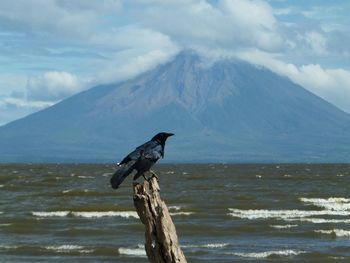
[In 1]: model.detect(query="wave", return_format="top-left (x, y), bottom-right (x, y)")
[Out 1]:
top-left (45, 245), bottom-right (93, 253)
top-left (169, 212), bottom-right (194, 216)
top-left (31, 209), bottom-right (193, 219)
top-left (0, 185), bottom-right (4, 188)
top-left (227, 208), bottom-right (350, 220)
top-left (32, 211), bottom-right (70, 217)
top-left (233, 250), bottom-right (305, 258)
top-left (296, 218), bottom-right (350, 224)
top-left (270, 224), bottom-right (298, 229)
top-left (300, 197), bottom-right (350, 211)
top-left (118, 247), bottom-right (146, 257)
top-left (200, 243), bottom-right (229, 248)
top-left (62, 189), bottom-right (92, 194)
top-left (77, 176), bottom-right (95, 179)
top-left (168, 206), bottom-right (181, 211)
top-left (314, 229), bottom-right (350, 237)
top-left (32, 211), bottom-right (139, 219)
top-left (0, 245), bottom-right (18, 250)
top-left (168, 206), bottom-right (194, 216)
top-left (182, 243), bottom-right (229, 249)
top-left (72, 211), bottom-right (139, 218)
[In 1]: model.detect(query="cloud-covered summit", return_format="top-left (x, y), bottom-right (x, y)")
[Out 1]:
top-left (0, 0), bottom-right (349, 125)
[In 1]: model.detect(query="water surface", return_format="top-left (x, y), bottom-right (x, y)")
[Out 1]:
top-left (1, 164), bottom-right (350, 262)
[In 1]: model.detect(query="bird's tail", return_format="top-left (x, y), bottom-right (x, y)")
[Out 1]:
top-left (110, 161), bottom-right (136, 189)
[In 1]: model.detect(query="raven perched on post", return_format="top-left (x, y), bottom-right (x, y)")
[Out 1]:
top-left (110, 132), bottom-right (174, 189)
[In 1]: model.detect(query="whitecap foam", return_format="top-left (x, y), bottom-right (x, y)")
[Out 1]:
top-left (118, 247), bottom-right (146, 257)
top-left (0, 223), bottom-right (11, 227)
top-left (72, 211), bottom-right (139, 219)
top-left (182, 243), bottom-right (229, 249)
top-left (77, 176), bottom-right (94, 179)
top-left (202, 243), bottom-right (229, 248)
top-left (315, 229), bottom-right (350, 237)
top-left (168, 206), bottom-right (181, 211)
top-left (228, 208), bottom-right (350, 220)
top-left (45, 245), bottom-right (93, 253)
top-left (0, 185), bottom-right (4, 188)
top-left (233, 250), bottom-right (305, 258)
top-left (296, 218), bottom-right (350, 224)
top-left (300, 197), bottom-right (350, 211)
top-left (62, 189), bottom-right (73, 193)
top-left (102, 172), bottom-right (113, 177)
top-left (32, 211), bottom-right (70, 217)
top-left (32, 210), bottom-right (139, 219)
top-left (0, 245), bottom-right (18, 249)
top-left (169, 212), bottom-right (194, 216)
top-left (270, 224), bottom-right (298, 229)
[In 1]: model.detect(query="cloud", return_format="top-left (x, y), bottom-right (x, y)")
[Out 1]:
top-left (304, 31), bottom-right (327, 55)
top-left (1, 0), bottom-right (350, 126)
top-left (0, 97), bottom-right (54, 126)
top-left (90, 26), bottom-right (180, 83)
top-left (26, 71), bottom-right (84, 101)
top-left (135, 0), bottom-right (284, 52)
top-left (237, 49), bottom-right (350, 113)
top-left (0, 0), bottom-right (121, 38)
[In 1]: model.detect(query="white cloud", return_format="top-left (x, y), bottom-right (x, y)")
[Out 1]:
top-left (0, 0), bottom-right (350, 126)
top-left (26, 71), bottom-right (84, 101)
top-left (0, 97), bottom-right (54, 108)
top-left (95, 48), bottom-right (179, 84)
top-left (135, 0), bottom-right (284, 52)
top-left (0, 97), bottom-right (54, 126)
top-left (237, 49), bottom-right (350, 112)
top-left (89, 26), bottom-right (180, 83)
top-left (304, 31), bottom-right (327, 55)
top-left (0, 0), bottom-right (123, 44)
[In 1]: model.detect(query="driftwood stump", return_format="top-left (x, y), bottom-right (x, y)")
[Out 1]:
top-left (133, 175), bottom-right (187, 263)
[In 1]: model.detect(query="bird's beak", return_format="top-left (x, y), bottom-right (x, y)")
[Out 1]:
top-left (167, 133), bottom-right (174, 137)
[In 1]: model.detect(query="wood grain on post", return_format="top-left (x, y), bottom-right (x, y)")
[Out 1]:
top-left (133, 176), bottom-right (187, 263)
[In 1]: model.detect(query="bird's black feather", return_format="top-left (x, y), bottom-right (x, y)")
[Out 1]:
top-left (110, 132), bottom-right (174, 189)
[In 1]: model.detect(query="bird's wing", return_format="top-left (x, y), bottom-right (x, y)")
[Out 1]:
top-left (143, 143), bottom-right (164, 161)
top-left (110, 159), bottom-right (136, 189)
top-left (118, 140), bottom-right (155, 165)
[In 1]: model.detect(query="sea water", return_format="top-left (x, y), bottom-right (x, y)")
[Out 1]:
top-left (1, 164), bottom-right (350, 262)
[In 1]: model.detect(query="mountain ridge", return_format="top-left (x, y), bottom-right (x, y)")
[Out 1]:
top-left (1, 51), bottom-right (350, 163)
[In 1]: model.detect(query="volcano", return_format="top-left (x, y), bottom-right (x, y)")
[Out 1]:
top-left (1, 51), bottom-right (350, 162)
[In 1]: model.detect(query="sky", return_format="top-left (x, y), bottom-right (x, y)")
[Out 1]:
top-left (0, 0), bottom-right (350, 126)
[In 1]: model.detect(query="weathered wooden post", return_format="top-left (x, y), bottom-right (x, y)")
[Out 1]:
top-left (133, 175), bottom-right (187, 263)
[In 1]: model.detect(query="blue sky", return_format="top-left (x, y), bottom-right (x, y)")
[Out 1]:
top-left (0, 0), bottom-right (349, 125)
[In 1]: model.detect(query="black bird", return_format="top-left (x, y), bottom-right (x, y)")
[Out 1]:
top-left (110, 132), bottom-right (174, 189)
